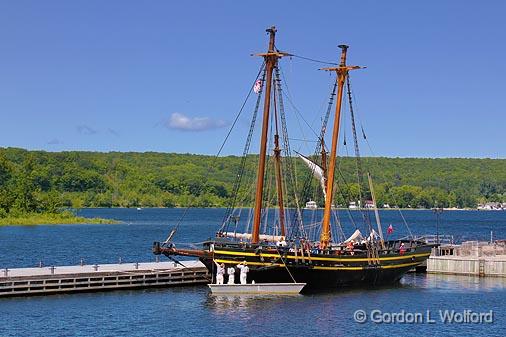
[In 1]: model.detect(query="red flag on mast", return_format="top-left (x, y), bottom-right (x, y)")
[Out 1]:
top-left (253, 80), bottom-right (262, 94)
top-left (387, 224), bottom-right (394, 234)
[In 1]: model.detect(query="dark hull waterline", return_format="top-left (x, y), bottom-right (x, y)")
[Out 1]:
top-left (200, 258), bottom-right (417, 291)
top-left (156, 239), bottom-right (433, 292)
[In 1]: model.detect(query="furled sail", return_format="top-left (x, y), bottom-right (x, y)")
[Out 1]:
top-left (221, 232), bottom-right (285, 242)
top-left (297, 153), bottom-right (327, 200)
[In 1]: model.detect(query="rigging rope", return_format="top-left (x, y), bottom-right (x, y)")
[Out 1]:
top-left (290, 79), bottom-right (337, 241)
top-left (174, 62), bottom-right (266, 236)
top-left (289, 53), bottom-right (339, 66)
top-left (275, 66), bottom-right (304, 239)
top-left (397, 208), bottom-right (414, 239)
top-left (277, 72), bottom-right (320, 140)
top-left (346, 75), bottom-right (374, 235)
top-left (216, 63), bottom-right (266, 232)
top-left (273, 44), bottom-right (338, 66)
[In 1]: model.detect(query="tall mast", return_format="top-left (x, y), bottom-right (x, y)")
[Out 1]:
top-left (251, 26), bottom-right (287, 243)
top-left (320, 45), bottom-right (363, 248)
top-left (273, 82), bottom-right (286, 237)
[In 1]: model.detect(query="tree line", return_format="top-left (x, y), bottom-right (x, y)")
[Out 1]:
top-left (0, 147), bottom-right (504, 217)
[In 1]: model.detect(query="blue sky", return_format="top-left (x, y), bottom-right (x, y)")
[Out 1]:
top-left (0, 1), bottom-right (504, 158)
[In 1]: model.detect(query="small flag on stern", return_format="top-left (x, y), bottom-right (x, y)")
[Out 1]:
top-left (387, 224), bottom-right (394, 234)
top-left (253, 80), bottom-right (262, 94)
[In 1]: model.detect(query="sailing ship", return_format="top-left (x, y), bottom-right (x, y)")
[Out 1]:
top-left (153, 27), bottom-right (434, 290)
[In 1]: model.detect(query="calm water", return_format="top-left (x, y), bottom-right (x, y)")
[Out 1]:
top-left (0, 208), bottom-right (505, 336)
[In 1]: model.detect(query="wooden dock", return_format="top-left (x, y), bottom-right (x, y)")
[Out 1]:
top-left (427, 255), bottom-right (506, 277)
top-left (0, 260), bottom-right (209, 297)
top-left (427, 241), bottom-right (506, 277)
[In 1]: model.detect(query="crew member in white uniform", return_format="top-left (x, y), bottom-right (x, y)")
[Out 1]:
top-left (214, 261), bottom-right (225, 285)
top-left (227, 266), bottom-right (236, 284)
top-left (236, 261), bottom-right (249, 285)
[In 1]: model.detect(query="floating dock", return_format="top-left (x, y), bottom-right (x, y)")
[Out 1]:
top-left (0, 261), bottom-right (209, 297)
top-left (427, 241), bottom-right (506, 277)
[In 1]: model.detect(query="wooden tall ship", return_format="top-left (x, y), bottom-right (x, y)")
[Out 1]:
top-left (153, 27), bottom-right (433, 290)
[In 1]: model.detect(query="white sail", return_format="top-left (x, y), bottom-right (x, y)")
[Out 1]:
top-left (368, 229), bottom-right (379, 241)
top-left (344, 229), bottom-right (364, 243)
top-left (298, 153), bottom-right (327, 200)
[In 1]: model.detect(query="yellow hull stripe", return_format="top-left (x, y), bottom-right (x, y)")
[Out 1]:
top-left (381, 261), bottom-right (421, 269)
top-left (214, 259), bottom-right (284, 267)
top-left (314, 261), bottom-right (421, 270)
top-left (213, 290), bottom-right (299, 296)
top-left (313, 265), bottom-right (364, 271)
top-left (213, 250), bottom-right (430, 263)
top-left (213, 258), bottom-right (421, 270)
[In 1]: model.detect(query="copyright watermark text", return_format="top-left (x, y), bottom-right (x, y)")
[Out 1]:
top-left (353, 309), bottom-right (494, 324)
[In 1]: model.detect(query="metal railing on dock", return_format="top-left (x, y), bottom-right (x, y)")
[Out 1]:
top-left (0, 261), bottom-right (209, 298)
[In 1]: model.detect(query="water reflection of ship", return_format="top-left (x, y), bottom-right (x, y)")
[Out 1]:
top-left (205, 293), bottom-right (300, 315)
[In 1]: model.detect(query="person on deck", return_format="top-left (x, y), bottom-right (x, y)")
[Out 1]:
top-left (399, 243), bottom-right (406, 255)
top-left (227, 265), bottom-right (236, 284)
top-left (214, 261), bottom-right (225, 285)
top-left (347, 240), bottom-right (355, 256)
top-left (236, 261), bottom-right (249, 285)
top-left (276, 238), bottom-right (287, 248)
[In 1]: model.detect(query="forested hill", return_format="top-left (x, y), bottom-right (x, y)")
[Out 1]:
top-left (0, 147), bottom-right (504, 214)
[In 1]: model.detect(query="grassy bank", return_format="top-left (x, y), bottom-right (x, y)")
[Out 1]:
top-left (0, 211), bottom-right (118, 226)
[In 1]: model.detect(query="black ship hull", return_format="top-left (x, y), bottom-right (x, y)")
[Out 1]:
top-left (155, 239), bottom-right (433, 291)
top-left (200, 258), bottom-right (417, 290)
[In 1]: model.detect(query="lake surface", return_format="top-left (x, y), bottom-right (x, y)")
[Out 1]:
top-left (1, 208), bottom-right (505, 336)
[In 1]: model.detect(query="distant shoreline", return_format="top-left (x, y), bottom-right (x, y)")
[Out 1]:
top-left (1, 207), bottom-right (500, 226)
top-left (0, 212), bottom-right (119, 226)
top-left (78, 206), bottom-right (488, 211)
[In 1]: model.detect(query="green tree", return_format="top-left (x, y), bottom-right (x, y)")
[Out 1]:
top-left (38, 190), bottom-right (62, 213)
top-left (12, 157), bottom-right (38, 213)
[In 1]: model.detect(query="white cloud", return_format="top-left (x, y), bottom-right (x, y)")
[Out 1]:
top-left (76, 125), bottom-right (98, 135)
top-left (47, 138), bottom-right (63, 145)
top-left (166, 112), bottom-right (227, 131)
top-left (107, 128), bottom-right (120, 137)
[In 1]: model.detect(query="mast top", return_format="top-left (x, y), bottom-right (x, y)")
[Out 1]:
top-left (266, 26), bottom-right (277, 34)
top-left (320, 45), bottom-right (365, 73)
top-left (338, 45), bottom-right (349, 66)
top-left (254, 26), bottom-right (291, 58)
top-left (267, 26), bottom-right (276, 52)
